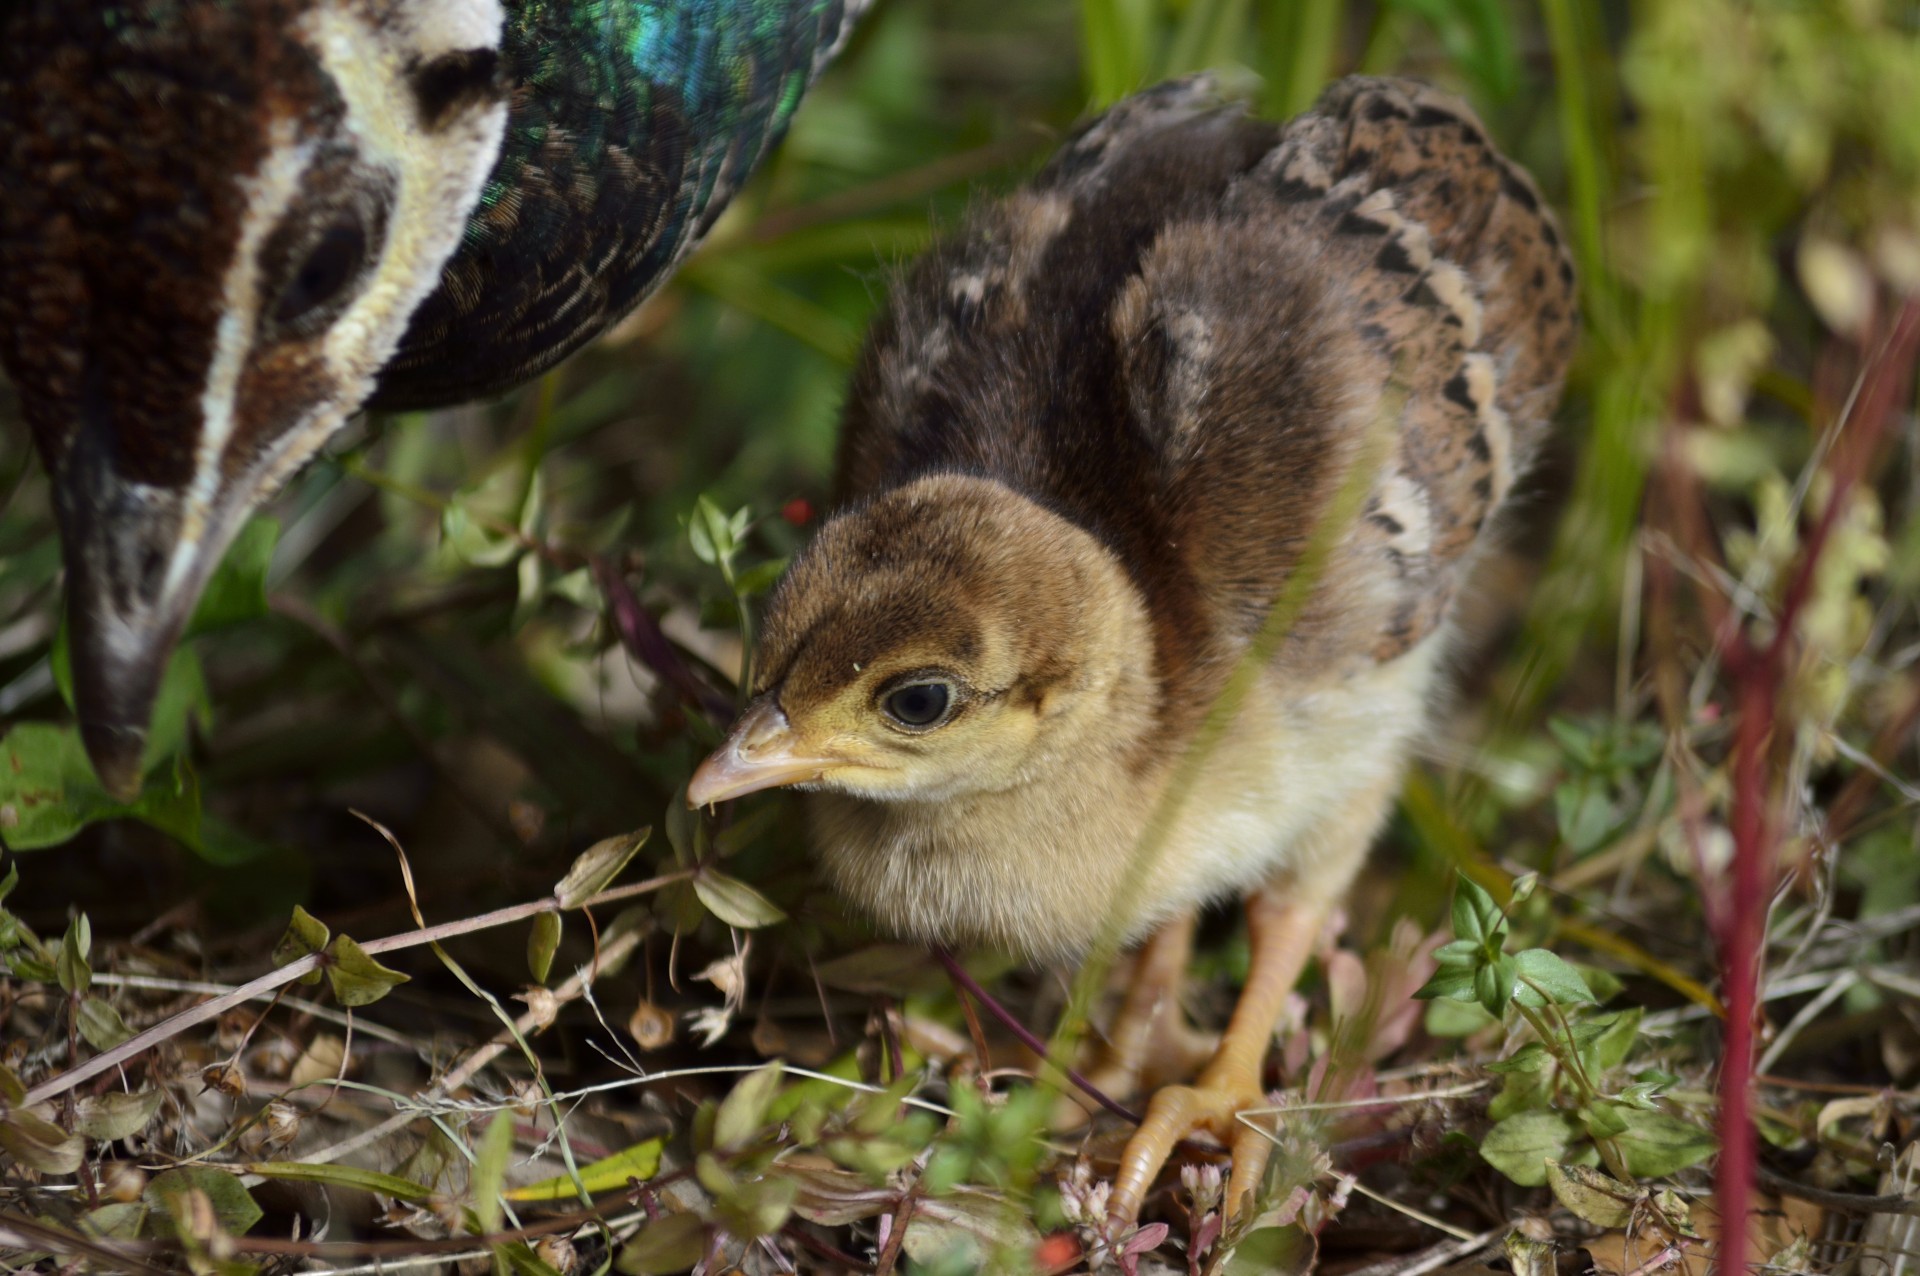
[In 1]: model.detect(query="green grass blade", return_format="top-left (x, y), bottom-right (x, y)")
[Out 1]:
top-left (1082, 0), bottom-right (1154, 104)
top-left (1264, 0), bottom-right (1345, 117)
top-left (1164, 0), bottom-right (1253, 77)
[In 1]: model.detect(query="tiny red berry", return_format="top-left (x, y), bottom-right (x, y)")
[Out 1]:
top-left (1034, 1234), bottom-right (1081, 1272)
top-left (781, 497), bottom-right (814, 527)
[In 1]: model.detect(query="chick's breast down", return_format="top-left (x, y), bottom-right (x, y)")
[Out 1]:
top-left (752, 76), bottom-right (1576, 963)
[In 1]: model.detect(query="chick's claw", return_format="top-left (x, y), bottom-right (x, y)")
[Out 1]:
top-left (1106, 890), bottom-right (1326, 1225)
top-left (1108, 1069), bottom-right (1275, 1226)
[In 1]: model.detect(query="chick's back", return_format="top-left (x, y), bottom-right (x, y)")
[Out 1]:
top-left (835, 75), bottom-right (1577, 723)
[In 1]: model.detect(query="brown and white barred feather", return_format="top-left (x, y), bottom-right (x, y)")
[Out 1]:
top-left (1248, 76), bottom-right (1578, 660)
top-left (838, 75), bottom-right (1576, 709)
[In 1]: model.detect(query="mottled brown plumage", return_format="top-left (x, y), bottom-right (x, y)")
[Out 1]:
top-left (691, 75), bottom-right (1576, 1220)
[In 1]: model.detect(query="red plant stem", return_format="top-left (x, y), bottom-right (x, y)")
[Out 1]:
top-left (1713, 299), bottom-right (1920, 1276)
top-left (931, 946), bottom-right (1142, 1124)
top-left (1716, 641), bottom-right (1770, 1276)
top-left (590, 556), bottom-right (735, 724)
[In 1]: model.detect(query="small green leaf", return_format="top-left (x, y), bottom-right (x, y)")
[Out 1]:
top-left (617, 1212), bottom-right (707, 1274)
top-left (1513, 949), bottom-right (1597, 1007)
top-left (56, 915), bottom-right (91, 995)
top-left (0, 1107), bottom-right (85, 1174)
top-left (664, 788), bottom-right (696, 866)
top-left (715, 1062), bottom-right (784, 1150)
top-left (1451, 876), bottom-right (1505, 948)
top-left (1547, 716), bottom-right (1603, 768)
top-left (1485, 1043), bottom-right (1554, 1075)
top-left (688, 521), bottom-right (714, 565)
top-left (245, 1161), bottom-right (434, 1201)
top-left (82, 1201), bottom-right (149, 1241)
top-left (555, 828), bottom-right (650, 908)
top-left (441, 476), bottom-right (525, 568)
top-left (516, 546), bottom-right (543, 620)
top-left (272, 906), bottom-right (330, 981)
top-left (694, 1148), bottom-right (733, 1195)
top-left (51, 617), bottom-right (74, 707)
top-left (1475, 952), bottom-right (1518, 1016)
top-left (1582, 1099), bottom-right (1630, 1139)
top-left (733, 557), bottom-right (788, 596)
top-left (1555, 778), bottom-right (1615, 852)
top-left (0, 713), bottom-right (225, 857)
top-left (510, 1138), bottom-right (663, 1201)
top-left (76, 996), bottom-right (134, 1050)
top-left (144, 1166), bottom-right (263, 1235)
top-left (528, 912), bottom-right (562, 984)
top-left (657, 880), bottom-right (706, 935)
top-left (714, 1172), bottom-right (798, 1242)
top-left (693, 871), bottom-right (786, 929)
top-left (849, 1075), bottom-right (918, 1139)
top-left (148, 647), bottom-right (214, 772)
top-left (0, 861), bottom-right (19, 903)
top-left (1217, 1221), bottom-right (1313, 1276)
top-left (547, 566), bottom-right (599, 608)
top-left (1614, 1111), bottom-right (1716, 1178)
top-left (1480, 1111), bottom-right (1583, 1186)
top-left (73, 1090), bottom-right (164, 1142)
top-left (1617, 1082), bottom-right (1666, 1110)
top-left (1581, 964), bottom-right (1626, 1004)
top-left (325, 935), bottom-right (409, 1007)
top-left (0, 725), bottom-right (116, 850)
top-left (1417, 937), bottom-right (1485, 1001)
top-left (689, 495), bottom-right (737, 569)
top-left (1488, 1049), bottom-right (1559, 1121)
top-left (1424, 997), bottom-right (1496, 1037)
top-left (1413, 965), bottom-right (1477, 1001)
top-left (472, 1108), bottom-right (516, 1235)
top-left (9, 951), bottom-right (57, 983)
top-left (186, 518), bottom-right (279, 637)
top-left (1588, 1008), bottom-right (1645, 1072)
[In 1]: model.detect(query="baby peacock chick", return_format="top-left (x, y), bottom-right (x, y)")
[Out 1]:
top-left (690, 76), bottom-right (1576, 1222)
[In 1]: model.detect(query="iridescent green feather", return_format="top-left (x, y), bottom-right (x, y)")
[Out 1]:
top-left (373, 0), bottom-right (866, 408)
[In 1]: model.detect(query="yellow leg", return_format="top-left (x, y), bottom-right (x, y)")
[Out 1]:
top-left (1054, 913), bottom-right (1216, 1129)
top-left (1106, 887), bottom-right (1324, 1225)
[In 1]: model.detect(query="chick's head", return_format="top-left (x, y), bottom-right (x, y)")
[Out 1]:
top-left (689, 475), bottom-right (1153, 808)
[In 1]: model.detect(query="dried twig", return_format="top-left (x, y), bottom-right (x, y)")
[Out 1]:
top-left (21, 869), bottom-right (691, 1108)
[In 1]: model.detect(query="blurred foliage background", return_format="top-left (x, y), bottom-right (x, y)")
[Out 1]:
top-left (1, 0), bottom-right (1918, 1271)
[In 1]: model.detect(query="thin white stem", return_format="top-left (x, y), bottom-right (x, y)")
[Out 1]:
top-left (22, 870), bottom-right (690, 1109)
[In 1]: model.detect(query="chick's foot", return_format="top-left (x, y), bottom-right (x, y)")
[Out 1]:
top-left (1054, 912), bottom-right (1217, 1131)
top-left (1106, 890), bottom-right (1324, 1225)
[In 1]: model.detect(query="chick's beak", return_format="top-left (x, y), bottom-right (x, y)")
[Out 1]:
top-left (688, 699), bottom-right (841, 807)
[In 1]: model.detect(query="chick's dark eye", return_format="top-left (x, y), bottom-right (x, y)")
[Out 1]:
top-left (883, 681), bottom-right (952, 728)
top-left (274, 221), bottom-right (367, 328)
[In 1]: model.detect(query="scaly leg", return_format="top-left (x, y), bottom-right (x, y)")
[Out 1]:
top-left (1055, 913), bottom-right (1216, 1129)
top-left (1106, 886), bottom-right (1324, 1225)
